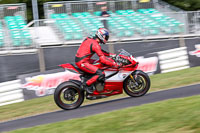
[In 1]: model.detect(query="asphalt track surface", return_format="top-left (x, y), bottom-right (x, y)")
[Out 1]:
top-left (1, 84), bottom-right (200, 132)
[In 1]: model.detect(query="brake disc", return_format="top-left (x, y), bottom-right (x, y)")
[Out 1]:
top-left (64, 89), bottom-right (76, 101)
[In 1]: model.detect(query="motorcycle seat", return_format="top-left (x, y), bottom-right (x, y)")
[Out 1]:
top-left (71, 64), bottom-right (92, 75)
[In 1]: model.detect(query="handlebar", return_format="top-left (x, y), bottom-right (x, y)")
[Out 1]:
top-left (93, 54), bottom-right (133, 68)
top-left (114, 55), bottom-right (131, 66)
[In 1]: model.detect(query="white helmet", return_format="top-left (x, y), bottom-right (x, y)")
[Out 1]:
top-left (95, 28), bottom-right (109, 44)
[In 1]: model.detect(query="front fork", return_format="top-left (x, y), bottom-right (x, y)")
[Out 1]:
top-left (129, 74), bottom-right (140, 87)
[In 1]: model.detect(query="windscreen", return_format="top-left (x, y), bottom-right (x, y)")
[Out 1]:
top-left (117, 49), bottom-right (132, 57)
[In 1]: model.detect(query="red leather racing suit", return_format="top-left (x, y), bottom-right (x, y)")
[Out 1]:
top-left (75, 37), bottom-right (116, 86)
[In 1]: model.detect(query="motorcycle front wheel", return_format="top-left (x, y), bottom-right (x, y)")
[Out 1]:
top-left (123, 70), bottom-right (150, 97)
top-left (54, 81), bottom-right (84, 110)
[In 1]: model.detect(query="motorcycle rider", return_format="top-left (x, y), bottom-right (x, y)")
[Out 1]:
top-left (75, 28), bottom-right (120, 93)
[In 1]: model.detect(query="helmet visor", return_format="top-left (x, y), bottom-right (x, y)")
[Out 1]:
top-left (105, 35), bottom-right (109, 41)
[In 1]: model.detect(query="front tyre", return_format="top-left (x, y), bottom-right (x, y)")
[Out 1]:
top-left (54, 81), bottom-right (84, 110)
top-left (123, 70), bottom-right (150, 97)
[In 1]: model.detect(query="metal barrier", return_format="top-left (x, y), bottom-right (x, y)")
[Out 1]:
top-left (92, 1), bottom-right (112, 12)
top-left (0, 3), bottom-right (27, 20)
top-left (43, 0), bottom-right (183, 16)
top-left (44, 0), bottom-right (155, 18)
top-left (0, 80), bottom-right (24, 106)
top-left (187, 11), bottom-right (200, 34)
top-left (71, 2), bottom-right (90, 13)
top-left (114, 1), bottom-right (134, 11)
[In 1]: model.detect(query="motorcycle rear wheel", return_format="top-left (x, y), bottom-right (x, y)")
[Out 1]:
top-left (123, 70), bottom-right (150, 97)
top-left (54, 81), bottom-right (84, 110)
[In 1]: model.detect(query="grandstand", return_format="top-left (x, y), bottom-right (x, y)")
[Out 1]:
top-left (0, 3), bottom-right (33, 50)
top-left (44, 0), bottom-right (187, 44)
top-left (0, 0), bottom-right (198, 49)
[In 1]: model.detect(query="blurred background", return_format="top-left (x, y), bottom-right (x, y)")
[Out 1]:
top-left (0, 0), bottom-right (200, 105)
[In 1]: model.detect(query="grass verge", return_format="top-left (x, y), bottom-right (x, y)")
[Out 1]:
top-left (8, 95), bottom-right (200, 133)
top-left (1, 66), bottom-right (200, 122)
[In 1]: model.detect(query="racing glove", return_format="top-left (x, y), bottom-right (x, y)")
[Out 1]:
top-left (109, 53), bottom-right (117, 60)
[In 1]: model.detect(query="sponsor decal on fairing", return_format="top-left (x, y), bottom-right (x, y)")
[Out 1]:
top-left (105, 56), bottom-right (158, 82)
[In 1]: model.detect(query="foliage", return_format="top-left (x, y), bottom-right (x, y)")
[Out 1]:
top-left (163, 0), bottom-right (200, 11)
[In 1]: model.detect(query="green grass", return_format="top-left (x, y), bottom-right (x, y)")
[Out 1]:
top-left (8, 95), bottom-right (200, 133)
top-left (1, 66), bottom-right (200, 123)
top-left (150, 66), bottom-right (200, 91)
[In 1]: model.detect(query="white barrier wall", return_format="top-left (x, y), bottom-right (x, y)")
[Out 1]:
top-left (158, 47), bottom-right (190, 73)
top-left (0, 80), bottom-right (24, 106)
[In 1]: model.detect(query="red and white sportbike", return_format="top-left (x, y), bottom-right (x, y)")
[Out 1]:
top-left (54, 49), bottom-right (150, 110)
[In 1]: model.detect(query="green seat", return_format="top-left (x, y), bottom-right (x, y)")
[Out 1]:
top-left (13, 40), bottom-right (21, 46)
top-left (0, 41), bottom-right (3, 47)
top-left (15, 16), bottom-right (24, 20)
top-left (22, 30), bottom-right (31, 37)
top-left (74, 33), bottom-right (83, 40)
top-left (23, 39), bottom-right (31, 46)
top-left (18, 25), bottom-right (26, 29)
top-left (116, 31), bottom-right (124, 37)
top-left (72, 13), bottom-right (83, 17)
top-left (82, 12), bottom-right (91, 17)
top-left (65, 33), bottom-right (73, 40)
top-left (11, 35), bottom-right (22, 46)
top-left (0, 30), bottom-right (3, 47)
top-left (4, 16), bottom-right (32, 46)
top-left (5, 16), bottom-right (15, 22)
top-left (17, 20), bottom-right (26, 25)
top-left (94, 11), bottom-right (101, 16)
top-left (73, 28), bottom-right (82, 33)
top-left (126, 10), bottom-right (135, 14)
top-left (60, 13), bottom-right (69, 18)
top-left (149, 28), bottom-right (160, 35)
top-left (11, 30), bottom-right (21, 36)
top-left (64, 29), bottom-right (73, 33)
top-left (8, 25), bottom-right (18, 29)
top-left (124, 30), bottom-right (134, 37)
top-left (51, 14), bottom-right (60, 19)
top-left (116, 10), bottom-right (126, 15)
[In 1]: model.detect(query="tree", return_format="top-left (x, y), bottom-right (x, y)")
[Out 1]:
top-left (163, 0), bottom-right (200, 11)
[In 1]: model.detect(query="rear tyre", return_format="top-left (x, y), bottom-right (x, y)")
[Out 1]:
top-left (123, 70), bottom-right (150, 97)
top-left (54, 81), bottom-right (84, 110)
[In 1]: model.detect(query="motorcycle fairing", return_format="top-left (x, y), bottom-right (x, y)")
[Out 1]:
top-left (104, 70), bottom-right (133, 82)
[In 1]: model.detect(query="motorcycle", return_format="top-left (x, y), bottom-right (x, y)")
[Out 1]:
top-left (54, 49), bottom-right (151, 110)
